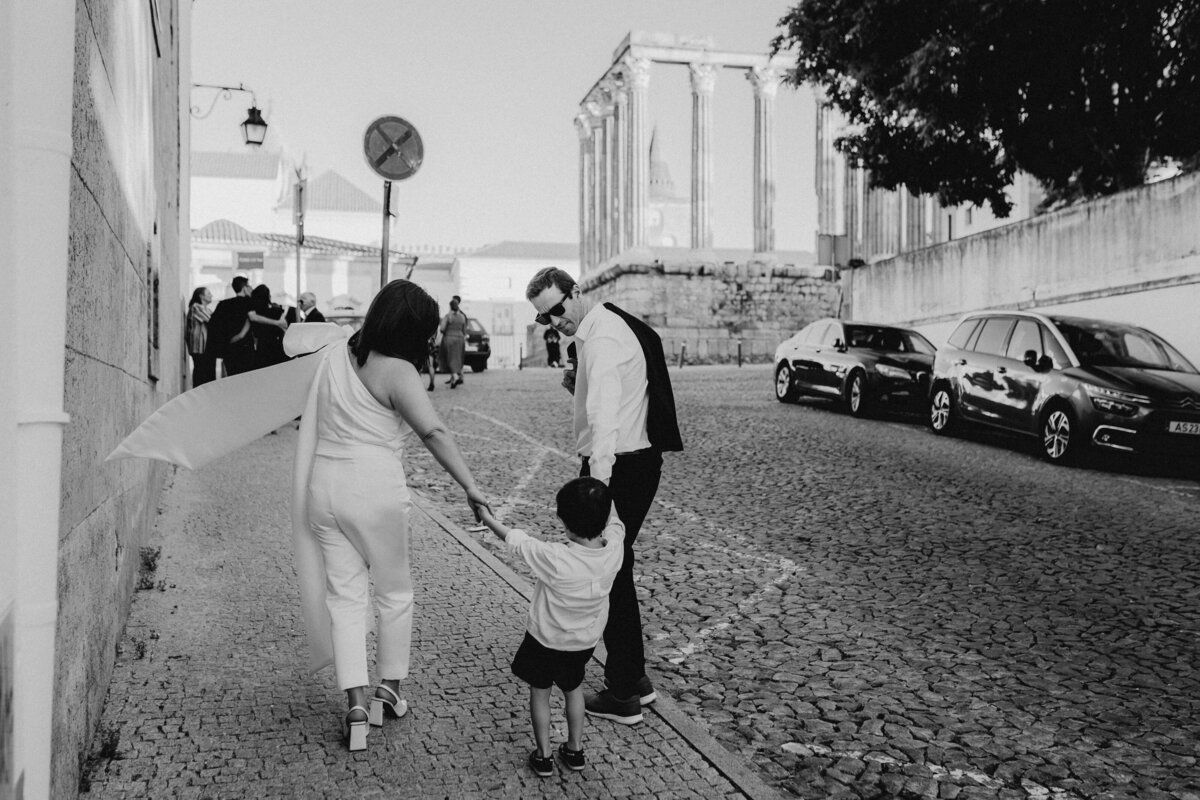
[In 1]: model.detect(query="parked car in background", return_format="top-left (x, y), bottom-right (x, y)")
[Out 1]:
top-left (929, 310), bottom-right (1200, 464)
top-left (774, 318), bottom-right (936, 416)
top-left (436, 317), bottom-right (490, 372)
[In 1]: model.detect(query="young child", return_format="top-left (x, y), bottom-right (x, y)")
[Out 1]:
top-left (476, 476), bottom-right (625, 777)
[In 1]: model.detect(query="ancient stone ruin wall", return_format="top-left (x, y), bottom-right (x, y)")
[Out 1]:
top-left (579, 257), bottom-right (841, 364)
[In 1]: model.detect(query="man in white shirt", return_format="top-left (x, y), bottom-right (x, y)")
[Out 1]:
top-left (526, 266), bottom-right (672, 725)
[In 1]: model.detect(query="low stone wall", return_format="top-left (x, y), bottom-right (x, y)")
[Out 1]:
top-left (574, 251), bottom-right (841, 365)
top-left (844, 171), bottom-right (1200, 360)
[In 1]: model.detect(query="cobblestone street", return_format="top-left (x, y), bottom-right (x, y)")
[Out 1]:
top-left (408, 365), bottom-right (1200, 800)
top-left (85, 364), bottom-right (1200, 799)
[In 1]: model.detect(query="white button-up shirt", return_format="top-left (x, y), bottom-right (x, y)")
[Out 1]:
top-left (504, 517), bottom-right (626, 650)
top-left (571, 303), bottom-right (651, 483)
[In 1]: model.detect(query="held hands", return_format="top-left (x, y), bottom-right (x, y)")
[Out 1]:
top-left (466, 487), bottom-right (491, 524)
top-left (561, 367), bottom-right (576, 395)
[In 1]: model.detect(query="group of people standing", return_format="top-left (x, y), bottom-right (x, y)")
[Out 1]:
top-left (186, 276), bottom-right (325, 386)
top-left (290, 267), bottom-right (681, 777)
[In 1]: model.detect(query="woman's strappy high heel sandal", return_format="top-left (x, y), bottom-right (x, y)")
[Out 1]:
top-left (343, 705), bottom-right (369, 751)
top-left (368, 684), bottom-right (408, 727)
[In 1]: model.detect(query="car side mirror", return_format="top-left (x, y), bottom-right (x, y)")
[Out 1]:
top-left (834, 338), bottom-right (846, 351)
top-left (1037, 355), bottom-right (1054, 372)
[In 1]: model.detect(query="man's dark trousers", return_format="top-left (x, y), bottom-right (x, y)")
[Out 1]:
top-left (582, 447), bottom-right (662, 697)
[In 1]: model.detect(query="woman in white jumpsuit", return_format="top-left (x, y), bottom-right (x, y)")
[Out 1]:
top-left (300, 279), bottom-right (488, 750)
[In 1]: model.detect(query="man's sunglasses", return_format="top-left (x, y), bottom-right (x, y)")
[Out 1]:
top-left (535, 300), bottom-right (567, 326)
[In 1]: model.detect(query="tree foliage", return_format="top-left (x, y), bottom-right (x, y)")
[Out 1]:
top-left (773, 0), bottom-right (1200, 215)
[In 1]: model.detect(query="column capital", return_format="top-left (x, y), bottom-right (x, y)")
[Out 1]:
top-left (584, 100), bottom-right (610, 124)
top-left (575, 113), bottom-right (593, 139)
top-left (621, 55), bottom-right (652, 90)
top-left (688, 62), bottom-right (717, 95)
top-left (746, 66), bottom-right (782, 99)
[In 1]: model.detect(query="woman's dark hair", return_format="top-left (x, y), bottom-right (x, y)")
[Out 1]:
top-left (349, 279), bottom-right (440, 367)
top-left (189, 287), bottom-right (208, 306)
top-left (556, 477), bottom-right (612, 539)
top-left (250, 284), bottom-right (273, 312)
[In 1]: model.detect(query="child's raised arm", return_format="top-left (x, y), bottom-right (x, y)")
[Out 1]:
top-left (477, 505), bottom-right (511, 542)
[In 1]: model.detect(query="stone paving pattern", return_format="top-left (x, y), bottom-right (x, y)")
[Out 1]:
top-left (85, 365), bottom-right (1200, 799)
top-left (403, 366), bottom-right (1200, 800)
top-left (82, 420), bottom-right (747, 799)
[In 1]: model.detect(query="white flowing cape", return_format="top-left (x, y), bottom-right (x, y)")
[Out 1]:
top-left (107, 322), bottom-right (353, 674)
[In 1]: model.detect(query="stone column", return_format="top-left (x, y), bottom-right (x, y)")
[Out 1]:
top-left (815, 98), bottom-right (844, 235)
top-left (623, 55), bottom-right (651, 248)
top-left (689, 62), bottom-right (716, 249)
top-left (585, 99), bottom-right (610, 265)
top-left (748, 66), bottom-right (781, 252)
top-left (575, 113), bottom-right (593, 273)
top-left (609, 75), bottom-right (628, 256)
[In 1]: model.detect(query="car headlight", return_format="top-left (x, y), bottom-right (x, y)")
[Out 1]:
top-left (1083, 383), bottom-right (1149, 416)
top-left (875, 364), bottom-right (911, 380)
top-left (1082, 383), bottom-right (1151, 405)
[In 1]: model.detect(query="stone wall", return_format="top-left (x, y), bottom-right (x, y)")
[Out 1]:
top-left (844, 171), bottom-right (1200, 362)
top-left (576, 250), bottom-right (841, 364)
top-left (52, 1), bottom-right (183, 795)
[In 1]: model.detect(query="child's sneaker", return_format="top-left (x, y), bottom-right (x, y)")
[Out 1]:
top-left (557, 743), bottom-right (585, 771)
top-left (528, 749), bottom-right (554, 777)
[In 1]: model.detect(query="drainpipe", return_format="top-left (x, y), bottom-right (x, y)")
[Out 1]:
top-left (0, 0), bottom-right (16, 791)
top-left (4, 1), bottom-right (76, 797)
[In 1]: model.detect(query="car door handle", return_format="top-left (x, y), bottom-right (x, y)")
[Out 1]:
top-left (997, 366), bottom-right (1007, 374)
top-left (955, 358), bottom-right (967, 366)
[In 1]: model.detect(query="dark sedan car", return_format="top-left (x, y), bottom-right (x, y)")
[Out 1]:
top-left (929, 310), bottom-right (1200, 464)
top-left (774, 318), bottom-right (936, 416)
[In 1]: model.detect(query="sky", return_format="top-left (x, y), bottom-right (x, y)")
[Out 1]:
top-left (189, 0), bottom-right (817, 252)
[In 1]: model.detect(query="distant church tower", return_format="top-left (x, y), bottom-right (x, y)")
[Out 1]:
top-left (646, 128), bottom-right (691, 247)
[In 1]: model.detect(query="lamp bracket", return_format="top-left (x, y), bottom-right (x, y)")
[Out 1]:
top-left (190, 83), bottom-right (258, 119)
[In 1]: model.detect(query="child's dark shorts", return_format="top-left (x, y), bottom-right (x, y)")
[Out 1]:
top-left (511, 632), bottom-right (594, 691)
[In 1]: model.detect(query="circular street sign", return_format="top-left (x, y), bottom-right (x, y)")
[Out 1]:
top-left (363, 116), bottom-right (424, 181)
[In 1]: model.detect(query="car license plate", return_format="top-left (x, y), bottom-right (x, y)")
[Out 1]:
top-left (1168, 420), bottom-right (1200, 435)
top-left (465, 343), bottom-right (478, 352)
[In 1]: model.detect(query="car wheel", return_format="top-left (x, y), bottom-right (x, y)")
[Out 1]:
top-left (775, 362), bottom-right (799, 403)
top-left (844, 370), bottom-right (871, 417)
top-left (470, 360), bottom-right (487, 372)
top-left (929, 383), bottom-right (957, 435)
top-left (1040, 404), bottom-right (1080, 464)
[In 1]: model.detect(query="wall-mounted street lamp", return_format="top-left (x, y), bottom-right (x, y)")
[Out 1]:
top-left (190, 83), bottom-right (269, 146)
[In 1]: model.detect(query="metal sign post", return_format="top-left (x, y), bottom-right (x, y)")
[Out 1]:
top-left (363, 116), bottom-right (423, 289)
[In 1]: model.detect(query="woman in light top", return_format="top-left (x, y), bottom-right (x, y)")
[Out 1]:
top-left (186, 287), bottom-right (215, 386)
top-left (298, 279), bottom-right (488, 750)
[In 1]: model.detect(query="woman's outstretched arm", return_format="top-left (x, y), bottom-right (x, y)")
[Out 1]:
top-left (383, 356), bottom-right (489, 515)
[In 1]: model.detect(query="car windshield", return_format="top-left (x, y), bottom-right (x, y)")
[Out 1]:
top-left (844, 325), bottom-right (935, 355)
top-left (1052, 318), bottom-right (1198, 373)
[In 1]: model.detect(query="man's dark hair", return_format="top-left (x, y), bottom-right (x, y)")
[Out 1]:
top-left (231, 275), bottom-right (249, 293)
top-left (556, 477), bottom-right (612, 539)
top-left (349, 279), bottom-right (440, 367)
top-left (525, 266), bottom-right (576, 301)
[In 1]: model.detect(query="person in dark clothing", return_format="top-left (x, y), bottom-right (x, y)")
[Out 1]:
top-left (205, 277), bottom-right (289, 376)
top-left (287, 291), bottom-right (326, 324)
top-left (250, 284), bottom-right (289, 370)
top-left (543, 326), bottom-right (562, 368)
top-left (525, 266), bottom-right (681, 726)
